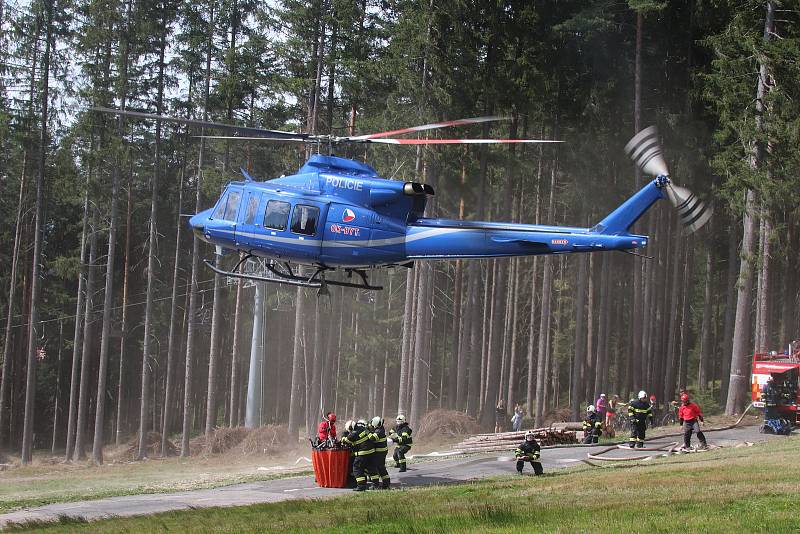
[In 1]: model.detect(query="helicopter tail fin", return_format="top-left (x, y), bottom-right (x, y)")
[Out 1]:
top-left (592, 180), bottom-right (665, 235)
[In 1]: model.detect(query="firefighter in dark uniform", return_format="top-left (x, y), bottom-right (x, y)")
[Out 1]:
top-left (390, 414), bottom-right (413, 472)
top-left (340, 420), bottom-right (356, 487)
top-left (514, 431), bottom-right (544, 475)
top-left (340, 419), bottom-right (375, 491)
top-left (582, 405), bottom-right (602, 444)
top-left (628, 390), bottom-right (653, 448)
top-left (368, 416), bottom-right (390, 489)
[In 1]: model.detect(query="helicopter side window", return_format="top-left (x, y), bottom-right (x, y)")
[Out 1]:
top-left (243, 195), bottom-right (259, 225)
top-left (264, 200), bottom-right (291, 230)
top-left (222, 191), bottom-right (241, 221)
top-left (290, 204), bottom-right (319, 236)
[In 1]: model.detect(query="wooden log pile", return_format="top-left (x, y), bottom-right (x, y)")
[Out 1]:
top-left (453, 426), bottom-right (578, 453)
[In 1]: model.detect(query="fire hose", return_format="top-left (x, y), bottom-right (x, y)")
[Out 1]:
top-left (583, 402), bottom-right (756, 465)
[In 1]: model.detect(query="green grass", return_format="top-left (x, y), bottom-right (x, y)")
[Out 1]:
top-left (7, 436), bottom-right (800, 533)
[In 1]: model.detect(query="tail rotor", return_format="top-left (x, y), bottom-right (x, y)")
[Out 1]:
top-left (625, 126), bottom-right (712, 235)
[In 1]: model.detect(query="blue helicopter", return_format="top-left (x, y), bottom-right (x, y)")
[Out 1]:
top-left (96, 108), bottom-right (711, 291)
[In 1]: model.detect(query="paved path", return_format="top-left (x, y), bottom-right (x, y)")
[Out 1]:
top-left (0, 425), bottom-right (781, 528)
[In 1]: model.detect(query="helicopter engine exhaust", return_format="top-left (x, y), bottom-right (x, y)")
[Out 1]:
top-left (624, 126), bottom-right (712, 235)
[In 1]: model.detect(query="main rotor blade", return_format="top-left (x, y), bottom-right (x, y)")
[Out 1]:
top-left (195, 135), bottom-right (312, 142)
top-left (92, 106), bottom-right (306, 140)
top-left (361, 138), bottom-right (563, 145)
top-left (347, 116), bottom-right (508, 140)
top-left (625, 125), bottom-right (669, 176)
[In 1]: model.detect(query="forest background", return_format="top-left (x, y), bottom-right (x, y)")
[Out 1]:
top-left (0, 0), bottom-right (798, 465)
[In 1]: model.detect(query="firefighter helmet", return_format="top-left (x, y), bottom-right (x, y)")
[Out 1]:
top-left (371, 416), bottom-right (384, 428)
top-left (356, 419), bottom-right (367, 428)
top-left (638, 390), bottom-right (647, 399)
top-left (396, 414), bottom-right (406, 424)
top-left (525, 430), bottom-right (536, 441)
top-left (344, 420), bottom-right (354, 432)
top-left (587, 405), bottom-right (596, 413)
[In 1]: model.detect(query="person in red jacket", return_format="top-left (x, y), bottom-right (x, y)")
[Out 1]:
top-left (318, 412), bottom-right (337, 443)
top-left (678, 394), bottom-right (707, 450)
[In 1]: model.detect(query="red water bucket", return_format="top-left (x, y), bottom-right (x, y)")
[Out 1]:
top-left (311, 449), bottom-right (351, 488)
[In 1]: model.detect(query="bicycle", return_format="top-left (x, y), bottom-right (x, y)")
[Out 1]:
top-left (660, 401), bottom-right (680, 426)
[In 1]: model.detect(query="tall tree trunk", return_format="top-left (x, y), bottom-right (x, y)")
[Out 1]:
top-left (678, 241), bottom-right (694, 391)
top-left (754, 215), bottom-right (771, 353)
top-left (162, 163), bottom-right (185, 453)
top-left (228, 270), bottom-right (244, 427)
top-left (20, 0), bottom-right (52, 465)
top-left (205, 249), bottom-right (224, 435)
top-left (699, 249), bottom-right (713, 391)
top-left (287, 284), bottom-right (305, 441)
top-left (719, 216), bottom-right (738, 401)
top-left (138, 28), bottom-right (166, 458)
top-left (398, 269), bottom-right (415, 415)
top-left (51, 320), bottom-right (64, 454)
top-left (181, 1), bottom-right (214, 455)
top-left (570, 254), bottom-right (588, 421)
top-left (465, 262), bottom-right (481, 417)
top-left (630, 10), bottom-right (645, 394)
top-left (0, 155), bottom-right (28, 448)
top-left (91, 134), bottom-right (120, 465)
top-left (115, 174), bottom-right (132, 446)
top-left (480, 257), bottom-right (507, 428)
top-left (73, 208), bottom-right (98, 461)
top-left (726, 0), bottom-right (775, 415)
top-left (65, 171), bottom-right (89, 459)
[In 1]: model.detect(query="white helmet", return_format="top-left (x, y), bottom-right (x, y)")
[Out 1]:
top-left (370, 416), bottom-right (383, 428)
top-left (396, 414), bottom-right (406, 424)
top-left (600, 393), bottom-right (606, 398)
top-left (357, 419), bottom-right (367, 427)
top-left (344, 420), bottom-right (355, 432)
top-left (638, 390), bottom-right (647, 399)
top-left (525, 430), bottom-right (536, 441)
top-left (587, 405), bottom-right (596, 413)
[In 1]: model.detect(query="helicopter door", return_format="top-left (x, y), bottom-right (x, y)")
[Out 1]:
top-left (236, 190), bottom-right (264, 251)
top-left (285, 200), bottom-right (326, 263)
top-left (206, 187), bottom-right (242, 248)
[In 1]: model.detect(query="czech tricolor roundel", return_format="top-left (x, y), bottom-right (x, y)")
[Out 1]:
top-left (342, 208), bottom-right (356, 223)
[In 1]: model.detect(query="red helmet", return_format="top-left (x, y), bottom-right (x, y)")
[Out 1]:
top-left (680, 393), bottom-right (689, 402)
top-left (327, 412), bottom-right (337, 422)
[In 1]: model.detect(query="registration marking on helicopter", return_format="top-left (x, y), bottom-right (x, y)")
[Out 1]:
top-left (329, 224), bottom-right (361, 236)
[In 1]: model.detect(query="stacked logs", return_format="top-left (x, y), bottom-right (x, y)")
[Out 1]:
top-left (453, 426), bottom-right (578, 453)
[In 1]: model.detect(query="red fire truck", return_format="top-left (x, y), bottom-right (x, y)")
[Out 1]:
top-left (751, 350), bottom-right (800, 426)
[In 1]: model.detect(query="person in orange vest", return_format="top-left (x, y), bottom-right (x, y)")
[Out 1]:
top-left (678, 393), bottom-right (708, 451)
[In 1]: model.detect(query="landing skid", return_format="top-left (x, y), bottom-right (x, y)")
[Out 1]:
top-left (203, 254), bottom-right (383, 291)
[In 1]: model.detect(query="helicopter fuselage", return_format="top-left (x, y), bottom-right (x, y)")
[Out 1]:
top-left (189, 154), bottom-right (664, 270)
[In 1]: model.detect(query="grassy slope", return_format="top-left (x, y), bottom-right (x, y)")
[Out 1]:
top-left (9, 436), bottom-right (799, 533)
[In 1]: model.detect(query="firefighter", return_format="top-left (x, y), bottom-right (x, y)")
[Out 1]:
top-left (340, 420), bottom-right (357, 487)
top-left (340, 419), bottom-right (375, 491)
top-left (514, 430), bottom-right (544, 475)
top-left (390, 414), bottom-right (413, 472)
top-left (678, 393), bottom-right (708, 451)
top-left (628, 390), bottom-right (653, 448)
top-left (368, 416), bottom-right (391, 489)
top-left (317, 412), bottom-right (337, 443)
top-left (582, 405), bottom-right (602, 444)
top-left (762, 377), bottom-right (781, 420)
